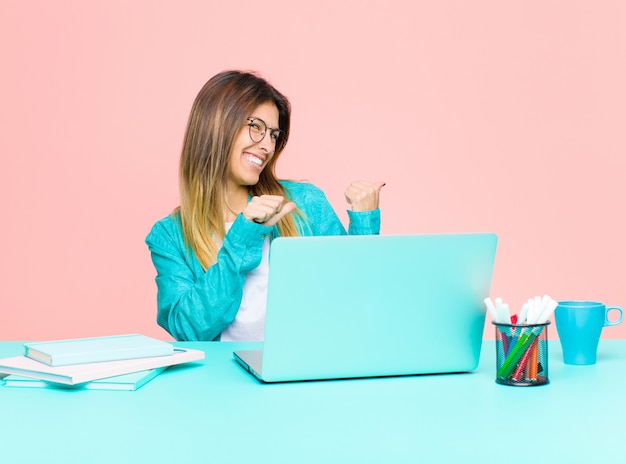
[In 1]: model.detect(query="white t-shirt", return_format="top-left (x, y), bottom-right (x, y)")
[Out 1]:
top-left (219, 223), bottom-right (270, 342)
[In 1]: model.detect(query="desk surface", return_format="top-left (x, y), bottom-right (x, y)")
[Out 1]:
top-left (1, 340), bottom-right (625, 464)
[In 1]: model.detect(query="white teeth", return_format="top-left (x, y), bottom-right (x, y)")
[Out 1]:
top-left (245, 154), bottom-right (263, 166)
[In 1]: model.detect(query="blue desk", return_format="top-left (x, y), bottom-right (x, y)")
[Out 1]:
top-left (1, 340), bottom-right (625, 463)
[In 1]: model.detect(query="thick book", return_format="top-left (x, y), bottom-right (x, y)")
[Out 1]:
top-left (2, 367), bottom-right (167, 391)
top-left (0, 348), bottom-right (205, 385)
top-left (24, 334), bottom-right (175, 366)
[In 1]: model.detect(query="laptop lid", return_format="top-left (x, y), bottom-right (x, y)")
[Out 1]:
top-left (234, 233), bottom-right (497, 382)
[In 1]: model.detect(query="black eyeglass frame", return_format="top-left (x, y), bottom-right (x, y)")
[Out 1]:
top-left (246, 117), bottom-right (287, 151)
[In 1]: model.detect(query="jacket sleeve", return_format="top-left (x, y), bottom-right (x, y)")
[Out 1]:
top-left (289, 182), bottom-right (381, 236)
top-left (347, 209), bottom-right (381, 235)
top-left (145, 215), bottom-right (272, 341)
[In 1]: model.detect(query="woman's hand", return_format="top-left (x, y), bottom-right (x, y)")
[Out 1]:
top-left (344, 181), bottom-right (386, 212)
top-left (242, 195), bottom-right (296, 226)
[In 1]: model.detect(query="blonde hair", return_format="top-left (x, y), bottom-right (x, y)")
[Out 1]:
top-left (177, 70), bottom-right (302, 270)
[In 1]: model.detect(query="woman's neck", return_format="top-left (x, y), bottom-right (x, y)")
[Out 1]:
top-left (224, 187), bottom-right (249, 221)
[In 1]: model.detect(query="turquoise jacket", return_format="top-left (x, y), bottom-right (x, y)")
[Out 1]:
top-left (145, 181), bottom-right (381, 341)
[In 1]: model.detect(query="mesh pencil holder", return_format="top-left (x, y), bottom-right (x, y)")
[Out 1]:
top-left (493, 322), bottom-right (550, 386)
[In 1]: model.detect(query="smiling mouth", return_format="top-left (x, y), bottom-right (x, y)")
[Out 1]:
top-left (244, 153), bottom-right (264, 167)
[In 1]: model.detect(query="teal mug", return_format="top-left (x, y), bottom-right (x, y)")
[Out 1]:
top-left (555, 301), bottom-right (623, 365)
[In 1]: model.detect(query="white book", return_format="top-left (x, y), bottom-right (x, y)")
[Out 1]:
top-left (24, 334), bottom-right (174, 366)
top-left (0, 348), bottom-right (204, 385)
top-left (2, 367), bottom-right (167, 391)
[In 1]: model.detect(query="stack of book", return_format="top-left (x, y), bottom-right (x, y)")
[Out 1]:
top-left (0, 334), bottom-right (204, 391)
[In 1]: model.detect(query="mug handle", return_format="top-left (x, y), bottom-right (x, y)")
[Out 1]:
top-left (605, 306), bottom-right (624, 326)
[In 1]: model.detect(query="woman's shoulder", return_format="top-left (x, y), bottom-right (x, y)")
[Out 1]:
top-left (146, 211), bottom-right (183, 246)
top-left (280, 179), bottom-right (326, 200)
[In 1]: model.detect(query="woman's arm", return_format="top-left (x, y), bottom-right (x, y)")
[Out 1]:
top-left (285, 181), bottom-right (381, 236)
top-left (145, 215), bottom-right (271, 341)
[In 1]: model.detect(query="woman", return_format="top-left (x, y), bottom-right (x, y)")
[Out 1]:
top-left (146, 70), bottom-right (384, 341)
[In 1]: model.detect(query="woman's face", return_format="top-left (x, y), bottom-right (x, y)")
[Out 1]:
top-left (226, 101), bottom-right (280, 190)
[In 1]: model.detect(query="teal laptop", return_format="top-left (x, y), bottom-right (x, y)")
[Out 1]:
top-left (233, 233), bottom-right (498, 382)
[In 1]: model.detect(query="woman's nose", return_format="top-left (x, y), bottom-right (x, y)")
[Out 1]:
top-left (258, 131), bottom-right (275, 152)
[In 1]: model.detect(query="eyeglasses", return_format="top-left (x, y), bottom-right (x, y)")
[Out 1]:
top-left (246, 117), bottom-right (287, 151)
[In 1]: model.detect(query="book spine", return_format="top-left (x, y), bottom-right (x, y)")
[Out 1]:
top-left (46, 347), bottom-right (174, 366)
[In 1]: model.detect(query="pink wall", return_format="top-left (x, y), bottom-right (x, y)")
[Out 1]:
top-left (1, 1), bottom-right (625, 341)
